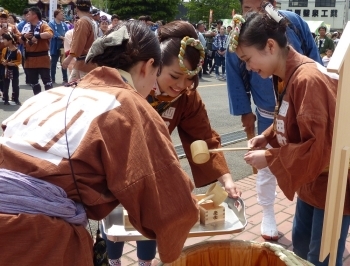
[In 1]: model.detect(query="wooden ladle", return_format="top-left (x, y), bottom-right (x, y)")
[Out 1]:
top-left (190, 140), bottom-right (251, 164)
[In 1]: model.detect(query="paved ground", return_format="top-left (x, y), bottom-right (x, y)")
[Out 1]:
top-left (1, 68), bottom-right (350, 265)
top-left (119, 173), bottom-right (350, 266)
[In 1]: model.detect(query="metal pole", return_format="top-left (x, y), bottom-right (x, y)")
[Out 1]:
top-left (344, 0), bottom-right (349, 28)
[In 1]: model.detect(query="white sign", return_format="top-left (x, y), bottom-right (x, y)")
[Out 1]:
top-left (49, 0), bottom-right (58, 22)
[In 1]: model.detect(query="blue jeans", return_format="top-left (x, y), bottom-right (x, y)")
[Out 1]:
top-left (50, 50), bottom-right (68, 82)
top-left (101, 228), bottom-right (156, 260)
top-left (214, 54), bottom-right (225, 75)
top-left (292, 198), bottom-right (350, 266)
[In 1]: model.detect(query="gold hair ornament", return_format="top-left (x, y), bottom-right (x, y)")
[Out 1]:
top-left (228, 14), bottom-right (245, 53)
top-left (178, 36), bottom-right (205, 76)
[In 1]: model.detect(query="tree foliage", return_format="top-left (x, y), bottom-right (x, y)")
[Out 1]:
top-left (185, 0), bottom-right (241, 24)
top-left (108, 0), bottom-right (181, 22)
top-left (0, 0), bottom-right (29, 15)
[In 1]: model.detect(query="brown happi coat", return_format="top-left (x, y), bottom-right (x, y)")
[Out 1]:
top-left (22, 22), bottom-right (53, 69)
top-left (263, 47), bottom-right (350, 214)
top-left (70, 16), bottom-right (97, 73)
top-left (0, 67), bottom-right (198, 265)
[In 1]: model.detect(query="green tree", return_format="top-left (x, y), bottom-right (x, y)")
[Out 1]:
top-left (91, 0), bottom-right (112, 13)
top-left (185, 0), bottom-right (240, 25)
top-left (109, 0), bottom-right (180, 22)
top-left (0, 0), bottom-right (29, 15)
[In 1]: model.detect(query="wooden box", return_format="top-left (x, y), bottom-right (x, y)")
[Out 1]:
top-left (199, 202), bottom-right (225, 225)
top-left (196, 194), bottom-right (225, 225)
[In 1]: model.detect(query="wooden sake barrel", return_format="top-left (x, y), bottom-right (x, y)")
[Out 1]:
top-left (158, 240), bottom-right (313, 266)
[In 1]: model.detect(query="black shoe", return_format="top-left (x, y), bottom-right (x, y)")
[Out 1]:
top-left (203, 71), bottom-right (209, 75)
top-left (15, 100), bottom-right (21, 106)
top-left (4, 101), bottom-right (9, 105)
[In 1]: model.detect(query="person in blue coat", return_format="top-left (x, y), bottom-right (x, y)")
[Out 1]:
top-left (226, 0), bottom-right (322, 240)
top-left (48, 9), bottom-right (69, 84)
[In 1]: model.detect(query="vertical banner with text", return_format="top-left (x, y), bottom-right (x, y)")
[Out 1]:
top-left (49, 0), bottom-right (58, 22)
top-left (209, 9), bottom-right (213, 27)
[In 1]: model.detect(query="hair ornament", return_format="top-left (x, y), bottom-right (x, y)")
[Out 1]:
top-left (178, 36), bottom-right (205, 76)
top-left (228, 14), bottom-right (245, 53)
top-left (262, 2), bottom-right (284, 23)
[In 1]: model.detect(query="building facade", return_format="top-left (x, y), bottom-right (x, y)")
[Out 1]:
top-left (279, 0), bottom-right (349, 30)
top-left (28, 0), bottom-right (76, 21)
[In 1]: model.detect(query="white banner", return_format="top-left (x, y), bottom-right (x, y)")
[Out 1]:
top-left (49, 0), bottom-right (58, 22)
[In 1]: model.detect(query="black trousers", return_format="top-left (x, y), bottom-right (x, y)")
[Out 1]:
top-left (25, 68), bottom-right (52, 95)
top-left (0, 64), bottom-right (5, 92)
top-left (3, 67), bottom-right (19, 102)
top-left (203, 50), bottom-right (214, 73)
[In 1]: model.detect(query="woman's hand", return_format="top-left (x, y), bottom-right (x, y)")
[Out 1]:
top-left (62, 55), bottom-right (73, 69)
top-left (244, 150), bottom-right (267, 169)
top-left (248, 134), bottom-right (268, 149)
top-left (218, 174), bottom-right (242, 198)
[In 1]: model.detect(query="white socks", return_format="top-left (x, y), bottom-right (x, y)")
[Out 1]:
top-left (109, 258), bottom-right (121, 266)
top-left (139, 261), bottom-right (152, 266)
top-left (261, 204), bottom-right (278, 240)
top-left (109, 259), bottom-right (152, 266)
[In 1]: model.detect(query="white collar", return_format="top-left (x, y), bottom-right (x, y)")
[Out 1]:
top-left (118, 69), bottom-right (136, 91)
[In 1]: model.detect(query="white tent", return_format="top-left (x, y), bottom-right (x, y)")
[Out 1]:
top-left (92, 6), bottom-right (111, 21)
top-left (305, 20), bottom-right (331, 34)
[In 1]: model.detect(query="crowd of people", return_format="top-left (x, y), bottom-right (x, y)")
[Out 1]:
top-left (0, 0), bottom-right (349, 265)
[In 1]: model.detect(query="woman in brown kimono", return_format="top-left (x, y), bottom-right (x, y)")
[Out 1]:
top-left (232, 8), bottom-right (350, 266)
top-left (104, 21), bottom-right (242, 266)
top-left (0, 20), bottom-right (199, 265)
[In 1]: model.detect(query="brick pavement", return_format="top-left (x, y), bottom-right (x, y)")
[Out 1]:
top-left (118, 174), bottom-right (350, 266)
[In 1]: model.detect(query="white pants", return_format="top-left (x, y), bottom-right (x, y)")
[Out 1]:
top-left (256, 166), bottom-right (276, 206)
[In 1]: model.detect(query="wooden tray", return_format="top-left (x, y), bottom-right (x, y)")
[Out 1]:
top-left (102, 197), bottom-right (247, 242)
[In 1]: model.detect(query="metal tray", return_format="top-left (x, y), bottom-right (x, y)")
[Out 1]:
top-left (103, 197), bottom-right (247, 242)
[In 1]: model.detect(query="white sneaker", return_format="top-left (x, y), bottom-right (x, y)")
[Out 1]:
top-left (261, 204), bottom-right (279, 240)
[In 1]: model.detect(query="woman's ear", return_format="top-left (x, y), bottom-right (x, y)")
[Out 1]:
top-left (266, 38), bottom-right (275, 54)
top-left (141, 58), bottom-right (156, 78)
